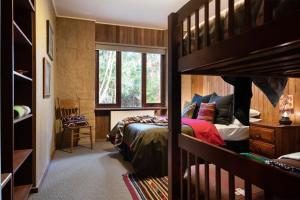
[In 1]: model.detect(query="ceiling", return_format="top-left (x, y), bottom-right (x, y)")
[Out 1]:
top-left (53, 0), bottom-right (189, 29)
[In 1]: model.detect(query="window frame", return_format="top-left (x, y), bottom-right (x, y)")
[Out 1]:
top-left (95, 50), bottom-right (166, 109)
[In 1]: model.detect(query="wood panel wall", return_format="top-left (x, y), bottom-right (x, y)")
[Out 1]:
top-left (193, 76), bottom-right (300, 124)
top-left (95, 23), bottom-right (167, 47)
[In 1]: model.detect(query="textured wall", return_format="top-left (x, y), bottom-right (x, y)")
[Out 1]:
top-left (56, 17), bottom-right (96, 141)
top-left (35, 0), bottom-right (56, 187)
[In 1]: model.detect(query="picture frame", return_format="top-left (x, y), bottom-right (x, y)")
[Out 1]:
top-left (46, 20), bottom-right (54, 60)
top-left (43, 57), bottom-right (51, 98)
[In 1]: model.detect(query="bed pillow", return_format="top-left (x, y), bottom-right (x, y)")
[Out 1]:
top-left (191, 93), bottom-right (216, 118)
top-left (197, 102), bottom-right (216, 123)
top-left (182, 102), bottom-right (197, 119)
top-left (209, 93), bottom-right (234, 125)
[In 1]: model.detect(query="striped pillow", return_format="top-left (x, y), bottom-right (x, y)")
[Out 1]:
top-left (197, 102), bottom-right (216, 123)
top-left (182, 102), bottom-right (197, 119)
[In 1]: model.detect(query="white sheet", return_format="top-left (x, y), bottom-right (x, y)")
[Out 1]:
top-left (215, 124), bottom-right (249, 141)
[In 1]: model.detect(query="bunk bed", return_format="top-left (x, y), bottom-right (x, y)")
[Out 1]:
top-left (168, 0), bottom-right (300, 199)
top-left (111, 117), bottom-right (251, 176)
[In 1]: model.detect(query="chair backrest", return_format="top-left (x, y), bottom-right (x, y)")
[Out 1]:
top-left (57, 98), bottom-right (80, 119)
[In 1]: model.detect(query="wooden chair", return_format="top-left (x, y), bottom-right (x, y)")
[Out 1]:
top-left (57, 98), bottom-right (93, 153)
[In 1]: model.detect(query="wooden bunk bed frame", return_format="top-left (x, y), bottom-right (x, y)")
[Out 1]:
top-left (168, 0), bottom-right (300, 199)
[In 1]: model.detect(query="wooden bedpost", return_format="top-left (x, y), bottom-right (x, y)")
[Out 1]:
top-left (168, 12), bottom-right (181, 200)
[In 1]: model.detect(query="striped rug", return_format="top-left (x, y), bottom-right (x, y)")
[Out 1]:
top-left (123, 174), bottom-right (168, 200)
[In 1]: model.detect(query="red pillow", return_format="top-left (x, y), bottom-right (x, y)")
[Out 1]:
top-left (197, 102), bottom-right (216, 123)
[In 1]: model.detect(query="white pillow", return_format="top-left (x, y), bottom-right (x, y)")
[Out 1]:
top-left (232, 117), bottom-right (262, 126)
top-left (250, 109), bottom-right (260, 117)
top-left (249, 118), bottom-right (262, 123)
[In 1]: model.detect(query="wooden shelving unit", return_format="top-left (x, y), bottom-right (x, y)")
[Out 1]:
top-left (13, 150), bottom-right (33, 173)
top-left (1, 173), bottom-right (12, 189)
top-left (14, 185), bottom-right (32, 200)
top-left (14, 71), bottom-right (33, 82)
top-left (13, 115), bottom-right (33, 124)
top-left (1, 0), bottom-right (36, 199)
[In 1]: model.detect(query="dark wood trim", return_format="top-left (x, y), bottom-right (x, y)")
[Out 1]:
top-left (116, 51), bottom-right (121, 107)
top-left (215, 0), bottom-right (221, 42)
top-left (195, 10), bottom-right (200, 50)
top-left (141, 53), bottom-right (146, 106)
top-left (244, 0), bottom-right (252, 31)
top-left (160, 54), bottom-right (166, 107)
top-left (187, 16), bottom-right (191, 54)
top-left (264, 0), bottom-right (273, 23)
top-left (204, 0), bottom-right (209, 47)
top-left (95, 107), bottom-right (167, 112)
top-left (228, 0), bottom-right (235, 38)
top-left (168, 12), bottom-right (181, 200)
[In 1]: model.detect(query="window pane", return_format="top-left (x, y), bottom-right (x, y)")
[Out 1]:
top-left (121, 52), bottom-right (142, 107)
top-left (98, 50), bottom-right (117, 104)
top-left (146, 54), bottom-right (161, 104)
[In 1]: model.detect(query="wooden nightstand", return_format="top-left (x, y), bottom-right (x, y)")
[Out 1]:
top-left (249, 121), bottom-right (300, 158)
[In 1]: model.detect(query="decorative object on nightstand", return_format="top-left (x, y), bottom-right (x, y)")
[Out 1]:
top-left (279, 95), bottom-right (294, 125)
top-left (249, 121), bottom-right (300, 158)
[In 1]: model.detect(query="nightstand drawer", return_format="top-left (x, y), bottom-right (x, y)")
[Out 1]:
top-left (249, 126), bottom-right (275, 144)
top-left (250, 139), bottom-right (275, 158)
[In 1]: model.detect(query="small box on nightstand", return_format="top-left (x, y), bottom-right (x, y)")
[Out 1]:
top-left (249, 121), bottom-right (300, 159)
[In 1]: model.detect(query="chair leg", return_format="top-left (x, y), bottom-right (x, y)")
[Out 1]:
top-left (90, 126), bottom-right (93, 150)
top-left (61, 128), bottom-right (65, 149)
top-left (70, 130), bottom-right (74, 153)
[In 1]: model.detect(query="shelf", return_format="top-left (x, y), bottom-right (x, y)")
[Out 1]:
top-left (14, 71), bottom-right (32, 82)
top-left (13, 149), bottom-right (32, 173)
top-left (14, 184), bottom-right (32, 200)
top-left (14, 114), bottom-right (32, 124)
top-left (1, 173), bottom-right (12, 189)
top-left (13, 21), bottom-right (32, 46)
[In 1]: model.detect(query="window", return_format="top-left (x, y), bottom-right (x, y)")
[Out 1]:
top-left (96, 49), bottom-right (165, 108)
top-left (121, 52), bottom-right (142, 107)
top-left (146, 54), bottom-right (161, 104)
top-left (98, 50), bottom-right (117, 104)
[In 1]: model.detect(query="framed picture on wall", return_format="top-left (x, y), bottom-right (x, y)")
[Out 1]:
top-left (43, 57), bottom-right (51, 98)
top-left (47, 20), bottom-right (54, 60)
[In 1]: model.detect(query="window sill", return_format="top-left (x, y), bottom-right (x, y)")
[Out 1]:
top-left (95, 106), bottom-right (167, 112)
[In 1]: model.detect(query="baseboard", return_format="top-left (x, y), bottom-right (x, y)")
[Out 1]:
top-left (31, 149), bottom-right (56, 193)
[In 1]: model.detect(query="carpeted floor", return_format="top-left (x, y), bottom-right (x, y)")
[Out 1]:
top-left (29, 142), bottom-right (134, 200)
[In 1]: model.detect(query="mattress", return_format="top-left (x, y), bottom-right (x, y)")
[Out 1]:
top-left (215, 123), bottom-right (249, 141)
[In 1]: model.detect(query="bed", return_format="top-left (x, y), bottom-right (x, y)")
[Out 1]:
top-left (111, 119), bottom-right (251, 177)
top-left (168, 0), bottom-right (300, 199)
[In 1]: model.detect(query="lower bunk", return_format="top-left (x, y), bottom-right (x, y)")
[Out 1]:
top-left (110, 119), bottom-right (250, 177)
top-left (178, 134), bottom-right (300, 200)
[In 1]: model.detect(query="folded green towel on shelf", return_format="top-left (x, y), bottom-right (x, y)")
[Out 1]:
top-left (14, 105), bottom-right (31, 119)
